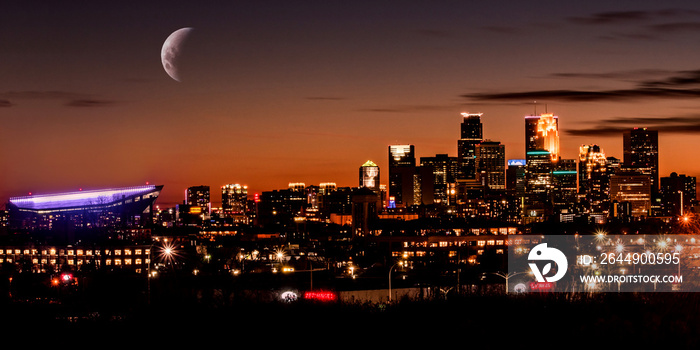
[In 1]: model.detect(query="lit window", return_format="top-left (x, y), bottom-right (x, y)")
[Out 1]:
top-left (477, 241), bottom-right (486, 247)
top-left (135, 258), bottom-right (142, 265)
top-left (106, 260), bottom-right (112, 266)
top-left (115, 250), bottom-right (122, 255)
top-left (115, 259), bottom-right (122, 265)
top-left (68, 250), bottom-right (74, 256)
top-left (125, 249), bottom-right (132, 255)
top-left (77, 250), bottom-right (83, 256)
top-left (135, 249), bottom-right (142, 255)
top-left (125, 259), bottom-right (132, 265)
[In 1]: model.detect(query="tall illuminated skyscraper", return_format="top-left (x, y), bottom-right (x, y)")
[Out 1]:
top-left (420, 154), bottom-right (459, 204)
top-left (578, 145), bottom-right (609, 214)
top-left (525, 113), bottom-right (559, 162)
top-left (475, 140), bottom-right (506, 191)
top-left (221, 184), bottom-right (248, 215)
top-left (359, 160), bottom-right (380, 192)
top-left (610, 171), bottom-right (651, 218)
top-left (389, 144), bottom-right (416, 207)
top-left (623, 128), bottom-right (659, 193)
top-left (458, 113), bottom-right (483, 180)
top-left (186, 185), bottom-right (211, 217)
top-left (524, 113), bottom-right (560, 219)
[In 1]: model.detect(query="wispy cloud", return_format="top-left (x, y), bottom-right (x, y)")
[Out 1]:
top-left (65, 99), bottom-right (116, 108)
top-left (568, 11), bottom-right (654, 25)
top-left (356, 104), bottom-right (459, 113)
top-left (568, 9), bottom-right (700, 25)
top-left (566, 115), bottom-right (700, 136)
top-left (464, 68), bottom-right (700, 103)
top-left (0, 90), bottom-right (116, 108)
top-left (305, 96), bottom-right (346, 101)
top-left (567, 9), bottom-right (700, 41)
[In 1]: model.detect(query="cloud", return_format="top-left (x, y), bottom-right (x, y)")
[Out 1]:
top-left (549, 69), bottom-right (673, 81)
top-left (0, 90), bottom-right (116, 108)
top-left (305, 96), bottom-right (346, 101)
top-left (0, 90), bottom-right (87, 100)
top-left (566, 115), bottom-right (700, 137)
top-left (464, 68), bottom-right (700, 103)
top-left (65, 99), bottom-right (116, 107)
top-left (417, 29), bottom-right (458, 38)
top-left (568, 11), bottom-right (653, 25)
top-left (356, 104), bottom-right (459, 113)
top-left (649, 21), bottom-right (700, 32)
top-left (464, 87), bottom-right (700, 102)
top-left (568, 9), bottom-right (700, 25)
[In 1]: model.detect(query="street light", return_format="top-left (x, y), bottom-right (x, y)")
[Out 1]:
top-left (388, 260), bottom-right (405, 302)
top-left (492, 271), bottom-right (529, 294)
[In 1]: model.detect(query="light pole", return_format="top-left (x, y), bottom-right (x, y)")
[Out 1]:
top-left (492, 271), bottom-right (528, 294)
top-left (388, 261), bottom-right (404, 302)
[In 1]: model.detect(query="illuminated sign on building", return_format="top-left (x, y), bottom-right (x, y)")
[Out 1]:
top-left (508, 159), bottom-right (526, 166)
top-left (303, 290), bottom-right (337, 302)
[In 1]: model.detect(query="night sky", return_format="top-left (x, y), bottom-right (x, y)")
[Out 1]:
top-left (3, 1), bottom-right (700, 206)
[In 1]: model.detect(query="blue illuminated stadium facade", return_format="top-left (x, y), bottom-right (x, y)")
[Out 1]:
top-left (7, 185), bottom-right (163, 230)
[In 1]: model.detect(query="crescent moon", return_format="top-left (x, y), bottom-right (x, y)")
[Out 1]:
top-left (161, 27), bottom-right (193, 82)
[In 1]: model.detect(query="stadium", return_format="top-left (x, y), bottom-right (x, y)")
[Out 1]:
top-left (6, 185), bottom-right (163, 230)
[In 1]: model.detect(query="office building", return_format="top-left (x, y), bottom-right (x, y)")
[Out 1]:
top-left (186, 185), bottom-right (211, 217)
top-left (623, 128), bottom-right (659, 193)
top-left (420, 154), bottom-right (459, 204)
top-left (359, 160), bottom-right (380, 192)
top-left (457, 113), bottom-right (483, 180)
top-left (221, 184), bottom-right (248, 222)
top-left (609, 171), bottom-right (651, 218)
top-left (388, 144), bottom-right (416, 207)
top-left (659, 172), bottom-right (697, 216)
top-left (476, 140), bottom-right (506, 191)
top-left (578, 145), bottom-right (610, 214)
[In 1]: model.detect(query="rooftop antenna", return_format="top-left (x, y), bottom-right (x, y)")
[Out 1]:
top-left (545, 103), bottom-right (548, 114)
top-left (534, 101), bottom-right (537, 115)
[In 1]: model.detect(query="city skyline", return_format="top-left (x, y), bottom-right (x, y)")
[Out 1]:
top-left (4, 1), bottom-right (700, 206)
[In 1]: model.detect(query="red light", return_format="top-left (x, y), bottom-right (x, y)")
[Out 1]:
top-left (254, 193), bottom-right (260, 203)
top-left (61, 273), bottom-right (73, 282)
top-left (304, 290), bottom-right (337, 302)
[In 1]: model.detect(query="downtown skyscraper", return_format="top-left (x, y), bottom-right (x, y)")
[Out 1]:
top-left (458, 113), bottom-right (483, 180)
top-left (623, 128), bottom-right (659, 193)
top-left (388, 144), bottom-right (416, 207)
top-left (523, 113), bottom-right (560, 218)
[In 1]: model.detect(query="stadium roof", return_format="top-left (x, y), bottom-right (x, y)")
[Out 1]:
top-left (9, 185), bottom-right (162, 211)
